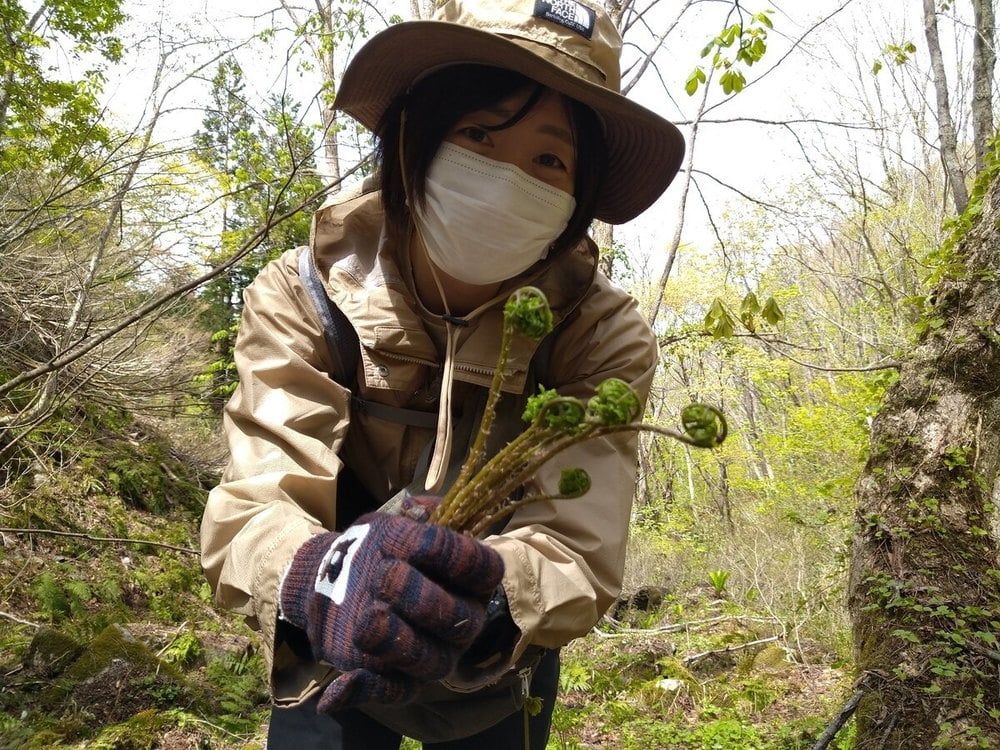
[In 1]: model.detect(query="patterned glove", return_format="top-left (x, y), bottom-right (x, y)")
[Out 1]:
top-left (279, 510), bottom-right (504, 712)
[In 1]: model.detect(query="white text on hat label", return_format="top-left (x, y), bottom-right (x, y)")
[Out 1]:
top-left (533, 0), bottom-right (596, 40)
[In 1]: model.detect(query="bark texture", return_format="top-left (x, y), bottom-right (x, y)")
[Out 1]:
top-left (922, 0), bottom-right (970, 213)
top-left (971, 0), bottom-right (995, 175)
top-left (848, 172), bottom-right (1000, 748)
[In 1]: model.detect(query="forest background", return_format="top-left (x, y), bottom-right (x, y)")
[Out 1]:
top-left (1, 0), bottom-right (998, 748)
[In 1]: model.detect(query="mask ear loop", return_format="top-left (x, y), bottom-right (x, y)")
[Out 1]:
top-left (400, 107), bottom-right (457, 494)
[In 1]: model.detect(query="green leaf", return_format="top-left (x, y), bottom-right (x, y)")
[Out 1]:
top-left (522, 385), bottom-right (560, 424)
top-left (762, 297), bottom-right (784, 325)
top-left (892, 629), bottom-right (920, 643)
top-left (587, 378), bottom-right (642, 425)
top-left (704, 298), bottom-right (736, 338)
top-left (976, 631), bottom-right (998, 647)
top-left (680, 404), bottom-right (727, 447)
top-left (741, 292), bottom-right (761, 316)
top-left (504, 286), bottom-right (553, 340)
top-left (705, 297), bottom-right (727, 323)
top-left (525, 695), bottom-right (544, 716)
top-left (685, 67), bottom-right (706, 96)
top-left (713, 315), bottom-right (735, 339)
top-left (558, 468), bottom-right (592, 497)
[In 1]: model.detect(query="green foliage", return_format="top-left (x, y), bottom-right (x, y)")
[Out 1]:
top-left (920, 132), bottom-right (1000, 298)
top-left (558, 660), bottom-right (594, 693)
top-left (552, 620), bottom-right (858, 750)
top-left (588, 378), bottom-right (643, 426)
top-left (31, 570), bottom-right (91, 623)
top-left (85, 709), bottom-right (174, 750)
top-left (504, 285), bottom-right (554, 339)
top-left (705, 292), bottom-right (783, 339)
top-left (194, 57), bottom-right (324, 410)
top-left (130, 558), bottom-right (202, 624)
top-left (535, 396), bottom-right (588, 433)
top-left (872, 41), bottom-right (917, 74)
top-left (687, 9), bottom-right (774, 96)
top-left (204, 651), bottom-right (269, 735)
top-left (523, 385), bottom-right (562, 424)
top-left (708, 569), bottom-right (730, 596)
top-left (161, 631), bottom-right (204, 667)
top-left (558, 467), bottom-right (592, 497)
top-left (680, 403), bottom-right (727, 448)
top-left (0, 0), bottom-right (124, 171)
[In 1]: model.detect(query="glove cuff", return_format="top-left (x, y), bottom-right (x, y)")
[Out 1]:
top-left (278, 531), bottom-right (339, 630)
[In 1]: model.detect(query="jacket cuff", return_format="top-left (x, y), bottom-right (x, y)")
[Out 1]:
top-left (277, 532), bottom-right (338, 630)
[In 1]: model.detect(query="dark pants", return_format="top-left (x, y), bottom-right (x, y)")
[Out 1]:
top-left (266, 649), bottom-right (560, 749)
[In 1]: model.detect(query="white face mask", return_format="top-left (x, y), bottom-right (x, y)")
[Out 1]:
top-left (411, 143), bottom-right (576, 286)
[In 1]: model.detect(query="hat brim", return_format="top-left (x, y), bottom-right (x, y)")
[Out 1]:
top-left (336, 21), bottom-right (684, 225)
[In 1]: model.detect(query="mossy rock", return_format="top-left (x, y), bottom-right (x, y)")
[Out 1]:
top-left (19, 729), bottom-right (65, 750)
top-left (86, 708), bottom-right (175, 750)
top-left (656, 656), bottom-right (699, 689)
top-left (24, 626), bottom-right (83, 677)
top-left (40, 624), bottom-right (192, 724)
top-left (745, 644), bottom-right (796, 675)
top-left (61, 623), bottom-right (164, 682)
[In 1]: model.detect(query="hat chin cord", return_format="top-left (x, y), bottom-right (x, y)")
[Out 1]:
top-left (399, 110), bottom-right (458, 494)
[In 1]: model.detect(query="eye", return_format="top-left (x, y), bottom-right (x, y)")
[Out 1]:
top-left (455, 125), bottom-right (491, 145)
top-left (536, 153), bottom-right (567, 170)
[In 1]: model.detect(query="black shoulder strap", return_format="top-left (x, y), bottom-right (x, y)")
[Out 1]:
top-left (297, 247), bottom-right (438, 430)
top-left (298, 246), bottom-right (359, 387)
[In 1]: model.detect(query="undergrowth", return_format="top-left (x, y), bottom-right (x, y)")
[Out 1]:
top-left (0, 402), bottom-right (270, 749)
top-left (0, 401), bottom-right (858, 749)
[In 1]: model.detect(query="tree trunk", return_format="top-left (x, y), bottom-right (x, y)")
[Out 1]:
top-left (922, 0), bottom-right (970, 213)
top-left (592, 220), bottom-right (615, 278)
top-left (847, 172), bottom-right (1000, 748)
top-left (971, 0), bottom-right (995, 175)
top-left (319, 0), bottom-right (341, 188)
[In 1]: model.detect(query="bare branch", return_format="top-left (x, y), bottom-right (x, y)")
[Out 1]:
top-left (0, 527), bottom-right (198, 556)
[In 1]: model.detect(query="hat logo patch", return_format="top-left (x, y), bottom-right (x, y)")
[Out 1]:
top-left (533, 0), bottom-right (596, 40)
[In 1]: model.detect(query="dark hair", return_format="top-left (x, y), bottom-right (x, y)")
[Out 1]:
top-left (375, 64), bottom-right (607, 255)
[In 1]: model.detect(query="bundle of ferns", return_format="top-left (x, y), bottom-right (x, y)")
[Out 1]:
top-left (429, 286), bottom-right (726, 535)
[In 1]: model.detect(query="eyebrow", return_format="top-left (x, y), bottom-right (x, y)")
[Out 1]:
top-left (482, 105), bottom-right (576, 148)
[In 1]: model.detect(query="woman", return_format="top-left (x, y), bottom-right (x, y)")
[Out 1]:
top-left (200, 0), bottom-right (684, 747)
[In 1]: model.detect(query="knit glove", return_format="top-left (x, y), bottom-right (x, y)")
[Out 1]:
top-left (279, 509), bottom-right (504, 712)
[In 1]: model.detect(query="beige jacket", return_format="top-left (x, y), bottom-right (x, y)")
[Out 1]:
top-left (200, 187), bottom-right (657, 704)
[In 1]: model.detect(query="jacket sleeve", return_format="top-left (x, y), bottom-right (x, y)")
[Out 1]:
top-left (484, 274), bottom-right (658, 662)
top-left (200, 248), bottom-right (349, 678)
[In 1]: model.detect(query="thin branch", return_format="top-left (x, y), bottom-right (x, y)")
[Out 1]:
top-left (593, 613), bottom-right (782, 638)
top-left (0, 154), bottom-right (371, 401)
top-left (689, 168), bottom-right (792, 213)
top-left (0, 527), bottom-right (198, 555)
top-left (678, 116), bottom-right (879, 130)
top-left (0, 610), bottom-right (40, 629)
top-left (702, 0), bottom-right (858, 118)
top-left (682, 634), bottom-right (781, 665)
top-left (757, 337), bottom-right (900, 372)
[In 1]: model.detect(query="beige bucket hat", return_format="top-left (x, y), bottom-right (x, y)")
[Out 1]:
top-left (335, 0), bottom-right (685, 225)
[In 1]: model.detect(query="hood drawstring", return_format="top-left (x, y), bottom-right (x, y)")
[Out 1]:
top-left (424, 258), bottom-right (464, 493)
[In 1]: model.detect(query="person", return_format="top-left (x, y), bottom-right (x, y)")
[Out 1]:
top-left (199, 0), bottom-right (684, 747)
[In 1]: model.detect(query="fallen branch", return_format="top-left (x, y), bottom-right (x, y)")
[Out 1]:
top-left (0, 609), bottom-right (40, 629)
top-left (681, 635), bottom-right (781, 666)
top-left (964, 637), bottom-right (1000, 665)
top-left (593, 613), bottom-right (781, 638)
top-left (812, 673), bottom-right (878, 750)
top-left (0, 527), bottom-right (198, 555)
